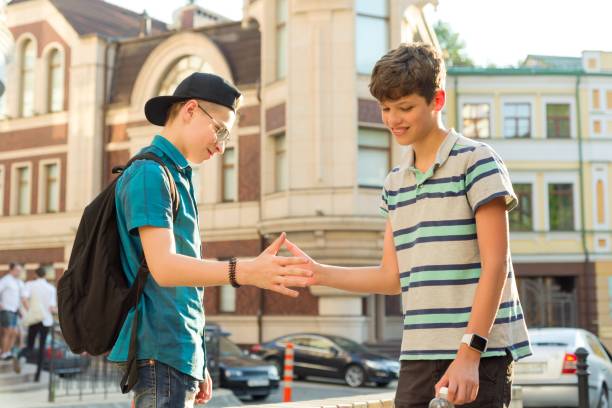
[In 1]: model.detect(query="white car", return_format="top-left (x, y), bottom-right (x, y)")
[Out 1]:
top-left (514, 328), bottom-right (612, 408)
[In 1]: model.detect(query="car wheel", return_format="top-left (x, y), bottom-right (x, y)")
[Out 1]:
top-left (344, 364), bottom-right (365, 388)
top-left (376, 381), bottom-right (391, 388)
top-left (599, 387), bottom-right (609, 408)
top-left (251, 394), bottom-right (270, 401)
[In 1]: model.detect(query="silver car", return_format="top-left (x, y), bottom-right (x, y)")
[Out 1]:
top-left (514, 328), bottom-right (612, 408)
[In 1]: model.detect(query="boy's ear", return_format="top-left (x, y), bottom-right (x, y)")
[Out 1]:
top-left (433, 90), bottom-right (446, 112)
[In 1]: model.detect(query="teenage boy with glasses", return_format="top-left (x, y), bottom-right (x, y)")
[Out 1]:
top-left (109, 72), bottom-right (312, 408)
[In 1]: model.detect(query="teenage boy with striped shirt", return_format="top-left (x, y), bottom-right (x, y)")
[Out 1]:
top-left (286, 43), bottom-right (531, 407)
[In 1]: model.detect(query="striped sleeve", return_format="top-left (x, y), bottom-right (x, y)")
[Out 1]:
top-left (465, 144), bottom-right (517, 213)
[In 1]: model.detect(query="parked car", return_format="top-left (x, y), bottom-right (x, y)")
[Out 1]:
top-left (514, 328), bottom-right (612, 408)
top-left (250, 333), bottom-right (399, 387)
top-left (205, 324), bottom-right (279, 401)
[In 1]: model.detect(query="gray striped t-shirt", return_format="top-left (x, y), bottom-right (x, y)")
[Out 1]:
top-left (380, 129), bottom-right (531, 361)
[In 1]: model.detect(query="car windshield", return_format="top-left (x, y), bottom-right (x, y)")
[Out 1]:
top-left (219, 336), bottom-right (244, 357)
top-left (328, 336), bottom-right (370, 353)
top-left (530, 331), bottom-right (575, 347)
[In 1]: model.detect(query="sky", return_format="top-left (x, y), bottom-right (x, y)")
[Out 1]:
top-left (107, 0), bottom-right (612, 67)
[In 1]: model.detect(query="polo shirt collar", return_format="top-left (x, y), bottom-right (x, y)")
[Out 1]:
top-left (434, 129), bottom-right (459, 167)
top-left (152, 135), bottom-right (190, 170)
top-left (402, 129), bottom-right (459, 172)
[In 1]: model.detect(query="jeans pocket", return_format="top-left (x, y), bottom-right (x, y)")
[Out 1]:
top-left (133, 361), bottom-right (156, 404)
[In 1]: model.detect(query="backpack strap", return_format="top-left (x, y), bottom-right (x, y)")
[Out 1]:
top-left (115, 152), bottom-right (182, 393)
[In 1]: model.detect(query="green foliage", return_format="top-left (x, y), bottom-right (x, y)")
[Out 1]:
top-left (433, 21), bottom-right (474, 67)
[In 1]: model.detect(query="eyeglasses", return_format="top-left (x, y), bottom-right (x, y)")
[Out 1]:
top-left (196, 103), bottom-right (231, 144)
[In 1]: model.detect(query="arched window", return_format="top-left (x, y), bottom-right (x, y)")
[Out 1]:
top-left (20, 39), bottom-right (35, 117)
top-left (48, 48), bottom-right (64, 112)
top-left (158, 55), bottom-right (212, 96)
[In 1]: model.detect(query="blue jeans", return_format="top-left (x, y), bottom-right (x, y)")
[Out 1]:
top-left (121, 359), bottom-right (200, 408)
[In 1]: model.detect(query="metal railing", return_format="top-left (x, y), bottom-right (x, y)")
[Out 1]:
top-left (47, 322), bottom-right (123, 403)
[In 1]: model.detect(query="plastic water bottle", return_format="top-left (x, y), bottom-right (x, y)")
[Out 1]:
top-left (428, 387), bottom-right (454, 408)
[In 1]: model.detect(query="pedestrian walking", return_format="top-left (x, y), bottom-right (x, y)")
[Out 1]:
top-left (16, 265), bottom-right (57, 380)
top-left (0, 262), bottom-right (27, 360)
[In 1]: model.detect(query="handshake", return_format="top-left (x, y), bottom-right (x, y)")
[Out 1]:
top-left (234, 232), bottom-right (319, 297)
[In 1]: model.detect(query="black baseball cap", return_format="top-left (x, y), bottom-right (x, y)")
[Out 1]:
top-left (144, 72), bottom-right (242, 126)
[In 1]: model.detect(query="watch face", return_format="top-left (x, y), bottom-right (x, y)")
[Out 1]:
top-left (470, 335), bottom-right (488, 352)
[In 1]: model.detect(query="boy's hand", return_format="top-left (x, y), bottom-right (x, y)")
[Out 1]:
top-left (283, 238), bottom-right (320, 285)
top-left (195, 367), bottom-right (213, 404)
top-left (238, 233), bottom-right (313, 297)
top-left (434, 345), bottom-right (480, 404)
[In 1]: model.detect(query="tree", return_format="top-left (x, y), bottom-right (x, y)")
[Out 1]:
top-left (433, 21), bottom-right (474, 67)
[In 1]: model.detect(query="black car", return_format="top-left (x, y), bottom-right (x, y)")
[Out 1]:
top-left (251, 333), bottom-right (399, 387)
top-left (205, 324), bottom-right (279, 401)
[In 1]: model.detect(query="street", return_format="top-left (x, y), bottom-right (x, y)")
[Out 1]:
top-left (240, 378), bottom-right (398, 405)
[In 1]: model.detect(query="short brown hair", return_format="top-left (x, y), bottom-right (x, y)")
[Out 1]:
top-left (369, 43), bottom-right (445, 103)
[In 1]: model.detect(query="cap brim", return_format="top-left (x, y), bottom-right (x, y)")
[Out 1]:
top-left (144, 95), bottom-right (190, 126)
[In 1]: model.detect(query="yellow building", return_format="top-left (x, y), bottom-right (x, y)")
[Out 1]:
top-left (446, 52), bottom-right (612, 346)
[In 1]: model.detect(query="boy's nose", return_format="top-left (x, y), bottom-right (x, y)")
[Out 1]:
top-left (215, 142), bottom-right (225, 155)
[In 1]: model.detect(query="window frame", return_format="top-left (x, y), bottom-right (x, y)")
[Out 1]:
top-left (355, 0), bottom-right (390, 75)
top-left (357, 126), bottom-right (391, 188)
top-left (509, 183), bottom-right (534, 231)
top-left (542, 97), bottom-right (575, 139)
top-left (275, 0), bottom-right (288, 80)
top-left (273, 132), bottom-right (287, 192)
top-left (10, 161), bottom-right (32, 216)
top-left (19, 38), bottom-right (36, 118)
top-left (502, 100), bottom-right (532, 139)
top-left (458, 96), bottom-right (494, 139)
top-left (46, 47), bottom-right (65, 113)
top-left (38, 158), bottom-right (61, 214)
top-left (221, 146), bottom-right (237, 202)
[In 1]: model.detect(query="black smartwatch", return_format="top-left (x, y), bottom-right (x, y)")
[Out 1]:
top-left (461, 333), bottom-right (488, 353)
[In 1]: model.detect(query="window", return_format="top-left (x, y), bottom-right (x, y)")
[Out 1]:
top-left (597, 180), bottom-right (605, 225)
top-left (219, 285), bottom-right (236, 313)
top-left (276, 0), bottom-right (287, 80)
top-left (356, 0), bottom-right (389, 74)
top-left (546, 104), bottom-right (571, 138)
top-left (158, 55), bottom-right (212, 96)
top-left (274, 133), bottom-right (287, 192)
top-left (221, 147), bottom-right (236, 202)
top-left (462, 103), bottom-right (490, 138)
top-left (592, 90), bottom-right (601, 110)
top-left (607, 91), bottom-right (612, 110)
top-left (503, 103), bottom-right (531, 138)
top-left (358, 128), bottom-right (390, 187)
top-left (594, 120), bottom-right (602, 134)
top-left (48, 49), bottom-right (64, 113)
top-left (15, 165), bottom-right (31, 215)
top-left (549, 183), bottom-right (574, 231)
top-left (509, 184), bottom-right (533, 231)
top-left (0, 166), bottom-right (4, 216)
top-left (41, 163), bottom-right (59, 213)
top-left (20, 40), bottom-right (35, 117)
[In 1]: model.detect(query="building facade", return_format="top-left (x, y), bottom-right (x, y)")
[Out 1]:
top-left (0, 0), bottom-right (438, 345)
top-left (446, 53), bottom-right (612, 346)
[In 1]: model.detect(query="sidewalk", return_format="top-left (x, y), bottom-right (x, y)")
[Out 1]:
top-left (0, 360), bottom-right (243, 408)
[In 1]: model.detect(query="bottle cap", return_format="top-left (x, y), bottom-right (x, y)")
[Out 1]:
top-left (439, 387), bottom-right (449, 397)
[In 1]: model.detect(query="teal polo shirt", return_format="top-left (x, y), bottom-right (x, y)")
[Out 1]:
top-left (108, 135), bottom-right (205, 380)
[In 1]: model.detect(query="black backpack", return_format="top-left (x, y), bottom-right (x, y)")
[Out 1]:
top-left (57, 152), bottom-right (180, 393)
